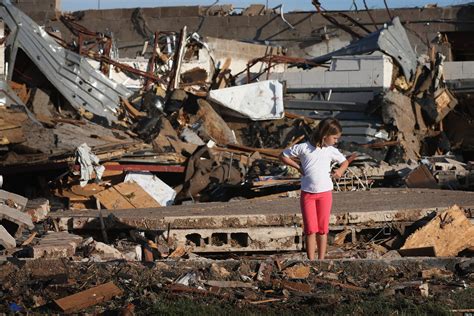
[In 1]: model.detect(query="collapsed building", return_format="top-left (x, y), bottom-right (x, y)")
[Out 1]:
top-left (0, 0), bottom-right (473, 313)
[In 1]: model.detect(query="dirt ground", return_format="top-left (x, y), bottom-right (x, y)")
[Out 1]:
top-left (1, 256), bottom-right (472, 314)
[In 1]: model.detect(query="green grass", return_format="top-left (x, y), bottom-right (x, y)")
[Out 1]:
top-left (143, 288), bottom-right (474, 316)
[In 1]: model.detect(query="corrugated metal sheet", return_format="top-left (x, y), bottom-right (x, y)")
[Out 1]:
top-left (0, 0), bottom-right (131, 125)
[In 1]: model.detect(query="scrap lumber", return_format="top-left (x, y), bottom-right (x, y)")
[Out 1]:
top-left (401, 205), bottom-right (474, 256)
top-left (54, 282), bottom-right (122, 313)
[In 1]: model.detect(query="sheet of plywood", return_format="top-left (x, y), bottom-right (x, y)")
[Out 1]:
top-left (94, 182), bottom-right (161, 210)
top-left (114, 182), bottom-right (161, 208)
top-left (401, 205), bottom-right (474, 256)
top-left (54, 282), bottom-right (122, 313)
top-left (94, 186), bottom-right (134, 210)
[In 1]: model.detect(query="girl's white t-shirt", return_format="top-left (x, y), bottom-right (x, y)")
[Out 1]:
top-left (282, 141), bottom-right (346, 193)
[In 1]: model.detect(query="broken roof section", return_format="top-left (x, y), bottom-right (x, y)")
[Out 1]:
top-left (308, 17), bottom-right (417, 81)
top-left (0, 0), bottom-right (131, 125)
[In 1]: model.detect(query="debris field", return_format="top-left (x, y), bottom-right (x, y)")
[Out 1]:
top-left (0, 0), bottom-right (473, 314)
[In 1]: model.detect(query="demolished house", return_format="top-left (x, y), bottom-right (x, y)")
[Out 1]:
top-left (0, 0), bottom-right (473, 313)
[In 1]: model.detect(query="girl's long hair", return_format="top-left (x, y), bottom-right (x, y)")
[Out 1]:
top-left (311, 118), bottom-right (343, 148)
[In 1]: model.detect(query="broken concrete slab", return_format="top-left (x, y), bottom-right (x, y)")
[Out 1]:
top-left (0, 189), bottom-right (28, 211)
top-left (208, 80), bottom-right (284, 120)
top-left (0, 204), bottom-right (34, 230)
top-left (91, 241), bottom-right (126, 260)
top-left (25, 198), bottom-right (50, 223)
top-left (401, 205), bottom-right (474, 257)
top-left (0, 224), bottom-right (15, 249)
top-left (29, 232), bottom-right (83, 259)
top-left (51, 189), bottom-right (474, 231)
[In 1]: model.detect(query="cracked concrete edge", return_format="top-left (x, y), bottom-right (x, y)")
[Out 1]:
top-left (0, 205), bottom-right (34, 229)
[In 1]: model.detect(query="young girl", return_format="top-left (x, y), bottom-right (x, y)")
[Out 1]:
top-left (280, 118), bottom-right (349, 260)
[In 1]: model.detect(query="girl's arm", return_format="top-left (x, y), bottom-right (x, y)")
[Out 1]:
top-left (279, 153), bottom-right (303, 175)
top-left (332, 159), bottom-right (349, 179)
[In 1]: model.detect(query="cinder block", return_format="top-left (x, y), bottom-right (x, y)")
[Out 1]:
top-left (0, 205), bottom-right (34, 230)
top-left (349, 70), bottom-right (375, 87)
top-left (30, 243), bottom-right (76, 258)
top-left (25, 198), bottom-right (50, 223)
top-left (29, 231), bottom-right (83, 259)
top-left (301, 70), bottom-right (325, 87)
top-left (444, 62), bottom-right (462, 78)
top-left (324, 71), bottom-right (349, 86)
top-left (0, 225), bottom-right (15, 249)
top-left (0, 189), bottom-right (28, 210)
top-left (284, 72), bottom-right (304, 88)
top-left (462, 61), bottom-right (474, 76)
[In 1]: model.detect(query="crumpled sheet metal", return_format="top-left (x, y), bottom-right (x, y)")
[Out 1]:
top-left (0, 0), bottom-right (131, 125)
top-left (309, 17), bottom-right (417, 81)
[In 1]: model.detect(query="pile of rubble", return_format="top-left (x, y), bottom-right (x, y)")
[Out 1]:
top-left (1, 183), bottom-right (473, 313)
top-left (0, 1), bottom-right (472, 207)
top-left (0, 0), bottom-right (473, 313)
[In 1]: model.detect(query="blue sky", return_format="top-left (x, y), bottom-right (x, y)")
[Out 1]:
top-left (61, 0), bottom-right (471, 11)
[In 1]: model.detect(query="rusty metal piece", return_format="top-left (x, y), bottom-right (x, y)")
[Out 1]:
top-left (145, 31), bottom-right (160, 90)
top-left (60, 15), bottom-right (113, 75)
top-left (240, 54), bottom-right (324, 84)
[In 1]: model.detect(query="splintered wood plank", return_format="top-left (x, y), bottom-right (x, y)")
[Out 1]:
top-left (401, 205), bottom-right (474, 257)
top-left (94, 186), bottom-right (134, 210)
top-left (54, 282), bottom-right (122, 313)
top-left (114, 182), bottom-right (161, 208)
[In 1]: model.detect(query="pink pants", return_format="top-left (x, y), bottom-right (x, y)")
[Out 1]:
top-left (300, 190), bottom-right (333, 235)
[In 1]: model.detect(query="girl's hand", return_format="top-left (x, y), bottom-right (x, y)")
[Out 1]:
top-left (332, 169), bottom-right (344, 179)
top-left (299, 166), bottom-right (305, 176)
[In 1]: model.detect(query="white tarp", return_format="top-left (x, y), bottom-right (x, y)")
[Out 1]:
top-left (208, 80), bottom-right (284, 120)
top-left (124, 171), bottom-right (176, 206)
